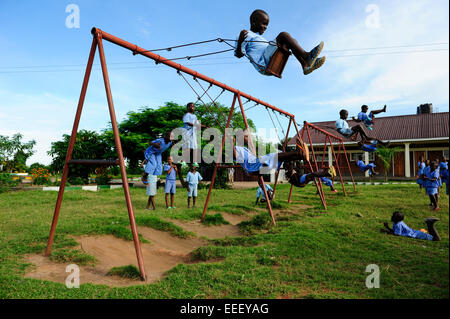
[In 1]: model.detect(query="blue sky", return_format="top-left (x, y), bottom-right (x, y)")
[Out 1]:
top-left (0, 0), bottom-right (448, 164)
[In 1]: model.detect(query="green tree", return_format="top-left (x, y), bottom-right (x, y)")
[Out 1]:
top-left (108, 101), bottom-right (255, 170)
top-left (376, 146), bottom-right (403, 181)
top-left (0, 133), bottom-right (36, 172)
top-left (48, 130), bottom-right (114, 184)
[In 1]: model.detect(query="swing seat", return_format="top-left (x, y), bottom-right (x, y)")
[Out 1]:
top-left (265, 47), bottom-right (291, 78)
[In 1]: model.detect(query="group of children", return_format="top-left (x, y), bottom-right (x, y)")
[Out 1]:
top-left (416, 156), bottom-right (448, 211)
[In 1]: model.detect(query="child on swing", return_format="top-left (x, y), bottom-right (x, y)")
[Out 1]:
top-left (284, 160), bottom-right (337, 188)
top-left (352, 104), bottom-right (387, 131)
top-left (235, 9), bottom-right (326, 76)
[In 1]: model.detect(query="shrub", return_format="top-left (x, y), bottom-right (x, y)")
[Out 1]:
top-left (94, 166), bottom-right (112, 185)
top-left (0, 173), bottom-right (18, 193)
top-left (31, 167), bottom-right (50, 185)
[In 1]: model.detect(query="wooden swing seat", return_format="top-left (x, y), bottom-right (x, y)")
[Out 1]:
top-left (265, 47), bottom-right (291, 78)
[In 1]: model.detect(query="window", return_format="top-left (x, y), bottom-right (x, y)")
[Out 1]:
top-left (350, 152), bottom-right (364, 161)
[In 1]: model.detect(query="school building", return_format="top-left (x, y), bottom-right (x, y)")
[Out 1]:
top-left (286, 111), bottom-right (449, 179)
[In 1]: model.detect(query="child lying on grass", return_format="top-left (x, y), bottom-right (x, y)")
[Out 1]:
top-left (381, 211), bottom-right (440, 241)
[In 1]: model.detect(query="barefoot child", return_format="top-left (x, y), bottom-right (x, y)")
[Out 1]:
top-left (356, 155), bottom-right (378, 177)
top-left (143, 132), bottom-right (173, 210)
top-left (381, 212), bottom-right (440, 241)
top-left (164, 156), bottom-right (177, 209)
top-left (186, 164), bottom-right (203, 208)
top-left (352, 104), bottom-right (387, 131)
top-left (235, 9), bottom-right (325, 76)
top-left (320, 177), bottom-right (338, 193)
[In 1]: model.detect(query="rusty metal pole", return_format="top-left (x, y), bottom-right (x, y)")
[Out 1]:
top-left (96, 33), bottom-right (147, 281)
top-left (342, 142), bottom-right (357, 191)
top-left (260, 175), bottom-right (276, 226)
top-left (305, 124), bottom-right (327, 210)
top-left (45, 37), bottom-right (98, 257)
top-left (272, 117), bottom-right (292, 198)
top-left (201, 94), bottom-right (237, 222)
top-left (236, 94), bottom-right (256, 154)
top-left (328, 136), bottom-right (347, 196)
top-left (287, 184), bottom-right (294, 203)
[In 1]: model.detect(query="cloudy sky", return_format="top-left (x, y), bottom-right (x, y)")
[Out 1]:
top-left (0, 0), bottom-right (448, 165)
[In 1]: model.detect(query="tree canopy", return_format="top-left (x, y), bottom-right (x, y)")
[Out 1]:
top-left (0, 133), bottom-right (36, 172)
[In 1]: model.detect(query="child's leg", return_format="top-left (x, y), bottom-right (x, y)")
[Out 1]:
top-left (165, 193), bottom-right (169, 208)
top-left (428, 194), bottom-right (436, 208)
top-left (171, 193), bottom-right (175, 207)
top-left (276, 32), bottom-right (310, 68)
top-left (370, 105), bottom-right (387, 115)
top-left (425, 218), bottom-right (441, 241)
top-left (187, 196), bottom-right (191, 208)
top-left (434, 194), bottom-right (439, 210)
top-left (193, 196), bottom-right (196, 208)
top-left (147, 196), bottom-right (155, 210)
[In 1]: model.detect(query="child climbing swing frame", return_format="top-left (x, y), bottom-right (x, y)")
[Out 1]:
top-left (285, 121), bottom-right (357, 209)
top-left (45, 28), bottom-right (319, 281)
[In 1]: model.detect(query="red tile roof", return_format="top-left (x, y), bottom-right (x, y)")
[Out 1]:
top-left (288, 112), bottom-right (449, 145)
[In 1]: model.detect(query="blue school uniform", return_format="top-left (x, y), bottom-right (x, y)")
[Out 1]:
top-left (320, 177), bottom-right (333, 187)
top-left (164, 164), bottom-right (177, 194)
top-left (186, 171), bottom-right (202, 197)
top-left (441, 162), bottom-right (449, 194)
top-left (356, 160), bottom-right (376, 176)
top-left (335, 119), bottom-right (354, 137)
top-left (426, 169), bottom-right (440, 195)
top-left (416, 161), bottom-right (426, 185)
top-left (392, 221), bottom-right (433, 241)
top-left (422, 166), bottom-right (431, 188)
top-left (357, 111), bottom-right (374, 129)
top-left (144, 138), bottom-right (172, 175)
top-left (182, 112), bottom-right (199, 150)
top-left (360, 140), bottom-right (378, 152)
top-left (256, 184), bottom-right (273, 201)
top-left (239, 30), bottom-right (277, 74)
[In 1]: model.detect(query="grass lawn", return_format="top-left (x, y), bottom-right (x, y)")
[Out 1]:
top-left (0, 183), bottom-right (448, 299)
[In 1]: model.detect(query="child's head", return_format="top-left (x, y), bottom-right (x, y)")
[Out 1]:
top-left (391, 211), bottom-right (404, 223)
top-left (420, 155), bottom-right (424, 162)
top-left (163, 131), bottom-right (173, 143)
top-left (190, 164), bottom-right (197, 172)
top-left (250, 9), bottom-right (269, 35)
top-left (426, 159), bottom-right (431, 166)
top-left (187, 102), bottom-right (195, 113)
top-left (339, 109), bottom-right (348, 119)
top-left (361, 105), bottom-right (369, 113)
top-left (430, 161), bottom-right (438, 170)
top-left (358, 155), bottom-right (363, 161)
top-left (167, 156), bottom-right (173, 165)
top-left (444, 156), bottom-right (447, 163)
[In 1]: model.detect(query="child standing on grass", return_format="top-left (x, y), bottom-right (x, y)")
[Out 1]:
top-left (235, 9), bottom-right (326, 76)
top-left (439, 156), bottom-right (448, 195)
top-left (143, 132), bottom-right (173, 210)
top-left (424, 161), bottom-right (441, 211)
top-left (381, 211), bottom-right (440, 241)
top-left (186, 164), bottom-right (203, 208)
top-left (416, 156), bottom-right (426, 189)
top-left (164, 156), bottom-right (177, 209)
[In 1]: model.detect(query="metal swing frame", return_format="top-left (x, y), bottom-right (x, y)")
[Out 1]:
top-left (45, 27), bottom-right (321, 281)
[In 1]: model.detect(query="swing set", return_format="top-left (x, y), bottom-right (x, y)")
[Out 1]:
top-left (285, 121), bottom-right (357, 209)
top-left (44, 28), bottom-right (333, 281)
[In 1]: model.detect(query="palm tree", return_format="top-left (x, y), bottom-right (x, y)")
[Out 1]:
top-left (376, 146), bottom-right (403, 181)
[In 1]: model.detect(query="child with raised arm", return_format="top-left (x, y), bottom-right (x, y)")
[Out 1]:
top-left (381, 212), bottom-right (440, 241)
top-left (164, 156), bottom-right (177, 209)
top-left (235, 9), bottom-right (325, 76)
top-left (186, 164), bottom-right (203, 209)
top-left (423, 161), bottom-right (440, 211)
top-left (143, 132), bottom-right (173, 210)
top-left (352, 104), bottom-right (387, 131)
top-left (255, 180), bottom-right (273, 205)
top-left (356, 155), bottom-right (378, 177)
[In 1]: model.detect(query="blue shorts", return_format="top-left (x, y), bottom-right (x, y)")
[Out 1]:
top-left (165, 179), bottom-right (176, 194)
top-left (337, 128), bottom-right (355, 138)
top-left (187, 184), bottom-right (198, 197)
top-left (426, 187), bottom-right (438, 195)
